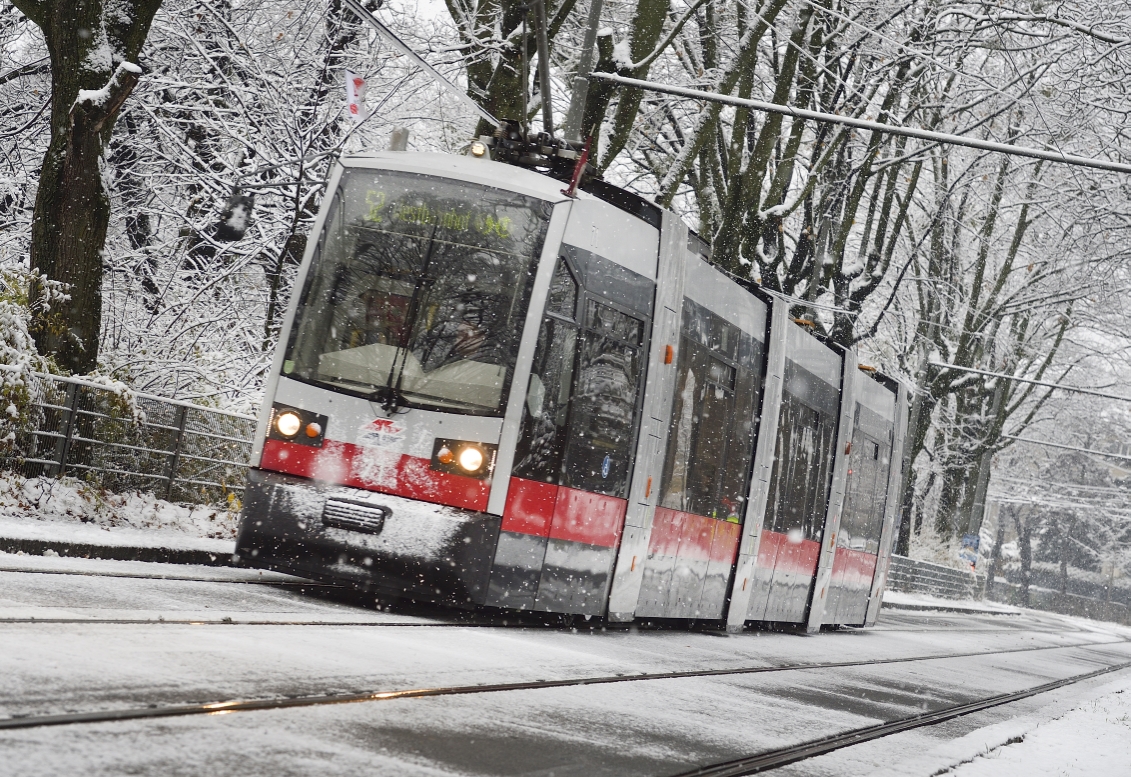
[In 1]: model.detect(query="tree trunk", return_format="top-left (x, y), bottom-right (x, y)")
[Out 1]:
top-left (985, 507), bottom-right (1006, 600)
top-left (15, 0), bottom-right (162, 375)
top-left (1015, 509), bottom-right (1032, 607)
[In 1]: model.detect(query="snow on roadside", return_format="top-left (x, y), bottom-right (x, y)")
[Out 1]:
top-left (870, 673), bottom-right (1131, 777)
top-left (942, 675), bottom-right (1131, 776)
top-left (882, 590), bottom-right (1021, 614)
top-left (0, 473), bottom-right (239, 541)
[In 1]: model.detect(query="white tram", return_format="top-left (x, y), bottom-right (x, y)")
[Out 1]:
top-left (237, 150), bottom-right (908, 631)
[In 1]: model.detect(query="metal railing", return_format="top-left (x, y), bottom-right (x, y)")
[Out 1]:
top-left (887, 555), bottom-right (985, 600)
top-left (2, 368), bottom-right (257, 506)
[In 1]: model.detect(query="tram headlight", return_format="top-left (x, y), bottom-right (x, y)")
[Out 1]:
top-left (458, 446), bottom-right (484, 473)
top-left (268, 404), bottom-right (328, 448)
top-left (275, 411), bottom-right (302, 438)
top-left (431, 438), bottom-right (497, 479)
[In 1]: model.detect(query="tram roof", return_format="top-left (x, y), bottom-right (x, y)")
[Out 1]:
top-left (338, 151), bottom-right (665, 229)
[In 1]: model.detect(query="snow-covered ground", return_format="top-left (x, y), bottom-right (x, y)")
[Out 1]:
top-left (874, 673), bottom-right (1131, 777)
top-left (942, 677), bottom-right (1131, 776)
top-left (0, 473), bottom-right (239, 542)
top-left (2, 553), bottom-right (1131, 776)
top-left (882, 590), bottom-right (1021, 614)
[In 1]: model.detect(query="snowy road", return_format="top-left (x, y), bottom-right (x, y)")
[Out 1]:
top-left (1, 554), bottom-right (1129, 776)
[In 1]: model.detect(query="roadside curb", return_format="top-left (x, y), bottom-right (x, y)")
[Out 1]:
top-left (882, 601), bottom-right (1020, 616)
top-left (0, 537), bottom-right (237, 567)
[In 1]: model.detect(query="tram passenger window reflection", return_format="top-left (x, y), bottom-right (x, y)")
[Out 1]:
top-left (658, 299), bottom-right (763, 523)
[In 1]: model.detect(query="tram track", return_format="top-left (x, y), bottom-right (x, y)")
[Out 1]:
top-left (670, 657), bottom-right (1131, 776)
top-left (0, 565), bottom-right (332, 587)
top-left (0, 613), bottom-right (1107, 633)
top-left (2, 637), bottom-right (1127, 731)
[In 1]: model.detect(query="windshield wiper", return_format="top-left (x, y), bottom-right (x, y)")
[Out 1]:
top-left (369, 384), bottom-right (411, 414)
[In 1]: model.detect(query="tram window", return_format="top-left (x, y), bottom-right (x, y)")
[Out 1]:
top-left (659, 300), bottom-right (762, 522)
top-left (584, 299), bottom-right (643, 345)
top-left (765, 388), bottom-right (838, 541)
top-left (514, 259), bottom-right (580, 483)
top-left (285, 170), bottom-right (550, 416)
top-left (513, 260), bottom-right (648, 498)
top-left (546, 260), bottom-right (578, 318)
top-left (560, 326), bottom-right (642, 496)
top-left (513, 317), bottom-right (579, 484)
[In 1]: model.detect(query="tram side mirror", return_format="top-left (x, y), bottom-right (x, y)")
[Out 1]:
top-left (526, 375), bottom-right (546, 418)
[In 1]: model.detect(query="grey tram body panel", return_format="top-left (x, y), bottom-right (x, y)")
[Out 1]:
top-left (823, 370), bottom-right (900, 626)
top-left (726, 297), bottom-right (789, 631)
top-left (865, 381), bottom-right (910, 626)
top-left (486, 191), bottom-right (660, 617)
top-left (633, 256), bottom-right (769, 620)
top-left (607, 210), bottom-right (686, 621)
top-left (805, 348), bottom-right (858, 633)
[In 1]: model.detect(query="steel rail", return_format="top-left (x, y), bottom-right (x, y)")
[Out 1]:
top-left (591, 73), bottom-right (1131, 176)
top-left (0, 567), bottom-right (325, 586)
top-left (2, 639), bottom-right (1126, 731)
top-left (670, 658), bottom-right (1131, 776)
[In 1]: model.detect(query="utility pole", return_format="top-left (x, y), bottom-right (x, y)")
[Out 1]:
top-left (534, 0), bottom-right (555, 136)
top-left (561, 0), bottom-right (604, 142)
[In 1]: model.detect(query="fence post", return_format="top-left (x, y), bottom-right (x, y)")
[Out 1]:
top-left (54, 383), bottom-right (79, 478)
top-left (165, 405), bottom-right (189, 501)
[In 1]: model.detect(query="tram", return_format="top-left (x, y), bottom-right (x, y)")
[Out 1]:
top-left (236, 146), bottom-right (908, 631)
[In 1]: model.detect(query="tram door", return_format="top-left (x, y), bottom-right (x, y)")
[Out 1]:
top-left (824, 373), bottom-right (896, 625)
top-left (636, 279), bottom-right (767, 619)
top-left (747, 324), bottom-right (843, 623)
top-left (486, 247), bottom-right (654, 615)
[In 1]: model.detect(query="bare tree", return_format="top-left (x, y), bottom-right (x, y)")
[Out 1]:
top-left (9, 0), bottom-right (163, 374)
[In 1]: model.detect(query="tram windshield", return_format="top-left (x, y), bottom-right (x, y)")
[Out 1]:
top-left (284, 169), bottom-right (551, 415)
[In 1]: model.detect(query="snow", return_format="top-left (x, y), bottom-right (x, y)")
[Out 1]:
top-left (870, 673), bottom-right (1131, 777)
top-left (943, 678), bottom-right (1131, 776)
top-left (1, 555), bottom-right (1131, 774)
top-left (882, 590), bottom-right (1021, 614)
top-left (74, 61), bottom-right (142, 109)
top-left (0, 473), bottom-right (240, 548)
top-left (613, 40), bottom-right (633, 71)
top-left (0, 515), bottom-right (234, 555)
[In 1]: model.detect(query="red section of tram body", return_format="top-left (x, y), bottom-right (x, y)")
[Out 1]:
top-left (502, 477), bottom-right (626, 548)
top-left (829, 546), bottom-right (878, 591)
top-left (756, 529), bottom-right (821, 580)
top-left (648, 507), bottom-right (742, 563)
top-left (260, 438), bottom-right (490, 512)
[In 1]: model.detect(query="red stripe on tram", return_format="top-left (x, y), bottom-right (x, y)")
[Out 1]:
top-left (648, 508), bottom-right (742, 564)
top-left (260, 438), bottom-right (490, 512)
top-left (501, 477), bottom-right (626, 549)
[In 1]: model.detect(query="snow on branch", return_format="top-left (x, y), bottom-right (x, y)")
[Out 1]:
top-left (616, 0), bottom-right (712, 73)
top-left (71, 61), bottom-right (143, 125)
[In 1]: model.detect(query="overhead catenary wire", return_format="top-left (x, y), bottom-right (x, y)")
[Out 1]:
top-left (341, 0), bottom-right (500, 128)
top-left (589, 73), bottom-right (1131, 176)
top-left (1001, 435), bottom-right (1131, 462)
top-left (926, 361), bottom-right (1131, 403)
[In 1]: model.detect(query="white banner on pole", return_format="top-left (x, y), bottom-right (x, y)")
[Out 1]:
top-left (345, 70), bottom-right (366, 124)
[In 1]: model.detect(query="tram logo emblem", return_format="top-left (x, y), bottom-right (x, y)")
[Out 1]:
top-left (359, 418), bottom-right (405, 448)
top-left (601, 454), bottom-right (611, 479)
